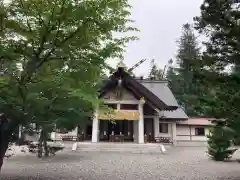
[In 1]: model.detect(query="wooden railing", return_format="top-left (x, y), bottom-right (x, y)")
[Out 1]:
top-left (154, 137), bottom-right (173, 144)
top-left (109, 135), bottom-right (124, 142)
top-left (61, 135), bottom-right (77, 141)
top-left (60, 134), bottom-right (173, 144)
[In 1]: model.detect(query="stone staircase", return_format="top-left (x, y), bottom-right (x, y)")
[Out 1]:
top-left (75, 142), bottom-right (172, 154)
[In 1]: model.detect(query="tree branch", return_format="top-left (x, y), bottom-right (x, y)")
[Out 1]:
top-left (35, 26), bottom-right (81, 70)
top-left (35, 6), bottom-right (56, 57)
top-left (19, 0), bottom-right (37, 56)
top-left (21, 1), bottom-right (68, 83)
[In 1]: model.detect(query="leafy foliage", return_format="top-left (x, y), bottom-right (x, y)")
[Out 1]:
top-left (0, 0), bottom-right (137, 164)
top-left (148, 59), bottom-right (163, 80)
top-left (166, 23), bottom-right (203, 116)
top-left (0, 0), bottom-right (136, 127)
top-left (194, 0), bottom-right (240, 159)
top-left (194, 0), bottom-right (240, 131)
top-left (207, 120), bottom-right (237, 161)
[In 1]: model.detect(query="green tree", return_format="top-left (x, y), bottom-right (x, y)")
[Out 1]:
top-left (0, 0), bottom-right (136, 169)
top-left (24, 66), bottom-right (97, 157)
top-left (148, 59), bottom-right (163, 80)
top-left (207, 120), bottom-right (237, 161)
top-left (194, 0), bottom-right (240, 160)
top-left (166, 61), bottom-right (179, 96)
top-left (170, 23), bottom-right (202, 116)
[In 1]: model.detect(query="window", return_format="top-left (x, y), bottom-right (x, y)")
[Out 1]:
top-left (159, 123), bottom-right (168, 133)
top-left (104, 103), bottom-right (117, 109)
top-left (120, 104), bottom-right (138, 110)
top-left (195, 127), bottom-right (205, 136)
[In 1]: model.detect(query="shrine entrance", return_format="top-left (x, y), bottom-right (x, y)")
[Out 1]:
top-left (99, 120), bottom-right (134, 142)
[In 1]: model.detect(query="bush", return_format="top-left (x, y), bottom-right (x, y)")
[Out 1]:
top-left (208, 147), bottom-right (237, 161)
top-left (207, 121), bottom-right (236, 161)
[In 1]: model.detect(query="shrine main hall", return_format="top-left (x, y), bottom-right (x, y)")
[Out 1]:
top-left (84, 63), bottom-right (188, 144)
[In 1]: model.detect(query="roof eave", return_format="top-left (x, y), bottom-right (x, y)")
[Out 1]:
top-left (99, 68), bottom-right (171, 111)
top-left (164, 105), bottom-right (178, 111)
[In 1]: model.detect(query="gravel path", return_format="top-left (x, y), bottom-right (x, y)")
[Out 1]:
top-left (1, 147), bottom-right (240, 180)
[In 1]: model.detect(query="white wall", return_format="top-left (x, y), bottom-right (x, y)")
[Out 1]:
top-left (176, 125), bottom-right (191, 141)
top-left (121, 89), bottom-right (137, 101)
top-left (153, 120), bottom-right (211, 142)
top-left (177, 125), bottom-right (191, 136)
top-left (103, 89), bottom-right (137, 101)
top-left (176, 125), bottom-right (210, 141)
top-left (53, 127), bottom-right (78, 141)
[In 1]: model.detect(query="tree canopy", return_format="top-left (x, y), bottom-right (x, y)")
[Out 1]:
top-left (166, 23), bottom-right (203, 116)
top-left (194, 0), bottom-right (240, 160)
top-left (194, 0), bottom-right (240, 127)
top-left (148, 59), bottom-right (163, 80)
top-left (0, 0), bottom-right (137, 167)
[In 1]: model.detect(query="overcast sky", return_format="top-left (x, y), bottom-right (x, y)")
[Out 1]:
top-left (108, 0), bottom-right (204, 77)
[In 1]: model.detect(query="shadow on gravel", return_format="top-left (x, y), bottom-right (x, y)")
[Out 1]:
top-left (2, 174), bottom-right (240, 180)
top-left (0, 175), bottom-right (56, 180)
top-left (217, 178), bottom-right (240, 180)
top-left (4, 153), bottom-right (87, 164)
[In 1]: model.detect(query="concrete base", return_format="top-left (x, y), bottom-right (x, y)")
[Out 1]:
top-left (75, 142), bottom-right (172, 154)
top-left (176, 141), bottom-right (208, 147)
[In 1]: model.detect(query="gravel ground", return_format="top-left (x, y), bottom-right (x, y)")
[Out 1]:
top-left (1, 147), bottom-right (240, 180)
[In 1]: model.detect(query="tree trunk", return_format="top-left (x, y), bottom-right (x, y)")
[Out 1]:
top-left (0, 138), bottom-right (9, 172)
top-left (0, 116), bottom-right (18, 172)
top-left (43, 130), bottom-right (49, 157)
top-left (37, 130), bottom-right (43, 158)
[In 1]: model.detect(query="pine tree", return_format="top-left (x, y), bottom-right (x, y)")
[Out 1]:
top-left (176, 23), bottom-right (200, 72)
top-left (207, 120), bottom-right (237, 161)
top-left (194, 0), bottom-right (240, 159)
top-left (166, 59), bottom-right (178, 93)
top-left (166, 66), bottom-right (175, 85)
top-left (170, 23), bottom-right (202, 116)
top-left (148, 59), bottom-right (163, 80)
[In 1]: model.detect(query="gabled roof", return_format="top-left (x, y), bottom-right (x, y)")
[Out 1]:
top-left (139, 80), bottom-right (188, 120)
top-left (99, 67), bottom-right (177, 111)
top-left (140, 80), bottom-right (179, 106)
top-left (162, 107), bottom-right (188, 120)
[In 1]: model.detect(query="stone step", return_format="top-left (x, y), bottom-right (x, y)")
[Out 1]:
top-left (74, 143), bottom-right (172, 153)
top-left (77, 142), bottom-right (169, 146)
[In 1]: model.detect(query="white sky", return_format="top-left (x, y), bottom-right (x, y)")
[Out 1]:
top-left (107, 0), bottom-right (204, 77)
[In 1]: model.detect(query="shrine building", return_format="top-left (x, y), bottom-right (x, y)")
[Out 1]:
top-left (87, 62), bottom-right (188, 144)
top-left (49, 61), bottom-right (212, 144)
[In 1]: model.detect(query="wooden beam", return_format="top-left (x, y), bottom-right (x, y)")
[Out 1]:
top-left (190, 125), bottom-right (192, 141)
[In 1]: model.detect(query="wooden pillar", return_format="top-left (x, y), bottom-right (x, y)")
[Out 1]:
top-left (91, 108), bottom-right (99, 143)
top-left (133, 120), bottom-right (138, 143)
top-left (154, 116), bottom-right (159, 138)
top-left (138, 98), bottom-right (145, 143)
top-left (171, 122), bottom-right (177, 145)
top-left (189, 125), bottom-right (192, 141)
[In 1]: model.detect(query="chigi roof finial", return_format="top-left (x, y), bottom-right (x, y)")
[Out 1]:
top-left (117, 59), bottom-right (127, 69)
